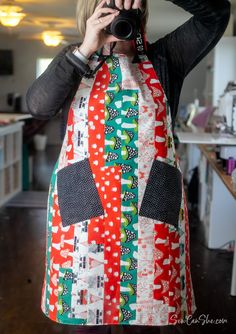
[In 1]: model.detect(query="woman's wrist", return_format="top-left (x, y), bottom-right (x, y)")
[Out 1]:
top-left (78, 44), bottom-right (94, 59)
top-left (73, 46), bottom-right (89, 64)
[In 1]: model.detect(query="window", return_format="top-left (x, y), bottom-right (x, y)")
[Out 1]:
top-left (36, 58), bottom-right (53, 78)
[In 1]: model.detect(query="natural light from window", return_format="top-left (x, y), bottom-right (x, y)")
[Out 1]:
top-left (36, 58), bottom-right (53, 78)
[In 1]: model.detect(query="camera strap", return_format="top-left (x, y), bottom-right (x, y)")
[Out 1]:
top-left (132, 21), bottom-right (148, 64)
top-left (84, 42), bottom-right (117, 78)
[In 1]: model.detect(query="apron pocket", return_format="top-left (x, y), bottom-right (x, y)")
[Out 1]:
top-left (139, 159), bottom-right (182, 228)
top-left (57, 158), bottom-right (104, 227)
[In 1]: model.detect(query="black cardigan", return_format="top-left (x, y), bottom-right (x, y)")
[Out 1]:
top-left (26, 0), bottom-right (231, 141)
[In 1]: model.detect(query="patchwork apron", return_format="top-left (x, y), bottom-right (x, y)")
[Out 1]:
top-left (41, 50), bottom-right (197, 326)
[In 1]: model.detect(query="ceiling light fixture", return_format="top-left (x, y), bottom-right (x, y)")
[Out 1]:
top-left (0, 5), bottom-right (26, 27)
top-left (42, 30), bottom-right (63, 47)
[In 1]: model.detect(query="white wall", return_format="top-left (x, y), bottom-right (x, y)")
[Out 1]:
top-left (180, 57), bottom-right (207, 107)
top-left (0, 34), bottom-right (66, 144)
top-left (0, 33), bottom-right (65, 112)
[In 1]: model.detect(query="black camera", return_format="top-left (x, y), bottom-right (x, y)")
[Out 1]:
top-left (102, 0), bottom-right (142, 40)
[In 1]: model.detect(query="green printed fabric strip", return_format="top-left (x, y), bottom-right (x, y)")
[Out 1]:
top-left (105, 56), bottom-right (139, 324)
top-left (57, 268), bottom-right (86, 324)
top-left (45, 159), bottom-right (59, 315)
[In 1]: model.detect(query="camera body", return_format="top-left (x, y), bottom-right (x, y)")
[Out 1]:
top-left (102, 0), bottom-right (142, 40)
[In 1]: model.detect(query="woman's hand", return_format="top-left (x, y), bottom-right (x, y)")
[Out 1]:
top-left (79, 0), bottom-right (122, 59)
top-left (106, 0), bottom-right (142, 10)
top-left (79, 0), bottom-right (143, 59)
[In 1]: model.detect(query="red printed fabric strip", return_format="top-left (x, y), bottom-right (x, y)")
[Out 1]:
top-left (87, 64), bottom-right (121, 324)
top-left (153, 223), bottom-right (170, 305)
top-left (168, 228), bottom-right (181, 324)
top-left (102, 166), bottom-right (122, 324)
top-left (183, 189), bottom-right (193, 314)
top-left (153, 220), bottom-right (181, 324)
top-left (139, 61), bottom-right (168, 160)
top-left (140, 59), bottom-right (182, 323)
top-left (49, 107), bottom-right (75, 321)
top-left (87, 65), bottom-right (110, 245)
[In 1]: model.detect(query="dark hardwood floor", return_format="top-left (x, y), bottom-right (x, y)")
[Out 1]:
top-left (0, 145), bottom-right (236, 334)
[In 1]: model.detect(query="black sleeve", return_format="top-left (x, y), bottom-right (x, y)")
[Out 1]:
top-left (26, 43), bottom-right (83, 120)
top-left (150, 0), bottom-right (231, 78)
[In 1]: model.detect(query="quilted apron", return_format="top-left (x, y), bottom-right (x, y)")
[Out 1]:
top-left (41, 42), bottom-right (197, 326)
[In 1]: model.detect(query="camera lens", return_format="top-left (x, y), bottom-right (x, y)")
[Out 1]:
top-left (103, 7), bottom-right (141, 41)
top-left (112, 19), bottom-right (133, 40)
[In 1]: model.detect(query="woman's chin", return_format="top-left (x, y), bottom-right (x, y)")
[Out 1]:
top-left (113, 40), bottom-right (135, 52)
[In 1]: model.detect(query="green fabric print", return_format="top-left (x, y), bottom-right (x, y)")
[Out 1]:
top-left (105, 55), bottom-right (138, 324)
top-left (57, 268), bottom-right (86, 325)
top-left (45, 159), bottom-right (59, 316)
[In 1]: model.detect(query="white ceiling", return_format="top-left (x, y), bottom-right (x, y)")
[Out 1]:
top-left (0, 0), bottom-right (235, 43)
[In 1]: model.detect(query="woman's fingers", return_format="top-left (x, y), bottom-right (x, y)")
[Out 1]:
top-left (132, 0), bottom-right (142, 9)
top-left (95, 0), bottom-right (108, 12)
top-left (104, 0), bottom-right (139, 11)
top-left (115, 0), bottom-right (123, 9)
top-left (93, 7), bottom-right (119, 19)
top-left (124, 0), bottom-right (132, 10)
top-left (95, 12), bottom-right (119, 29)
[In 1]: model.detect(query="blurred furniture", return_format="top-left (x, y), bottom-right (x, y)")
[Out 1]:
top-left (198, 144), bottom-right (236, 297)
top-left (198, 145), bottom-right (236, 248)
top-left (0, 122), bottom-right (24, 207)
top-left (176, 130), bottom-right (236, 249)
top-left (0, 112), bottom-right (51, 190)
top-left (177, 127), bottom-right (236, 296)
top-left (176, 130), bottom-right (236, 145)
top-left (175, 129), bottom-right (236, 181)
top-left (0, 112), bottom-right (32, 124)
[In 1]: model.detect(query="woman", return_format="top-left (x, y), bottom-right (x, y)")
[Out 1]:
top-left (26, 0), bottom-right (230, 332)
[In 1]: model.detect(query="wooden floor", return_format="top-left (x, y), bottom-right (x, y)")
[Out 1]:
top-left (0, 145), bottom-right (236, 334)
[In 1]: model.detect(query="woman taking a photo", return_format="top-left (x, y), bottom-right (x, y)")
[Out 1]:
top-left (26, 0), bottom-right (230, 333)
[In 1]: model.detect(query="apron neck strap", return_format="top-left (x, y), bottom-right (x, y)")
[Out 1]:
top-left (85, 42), bottom-right (117, 78)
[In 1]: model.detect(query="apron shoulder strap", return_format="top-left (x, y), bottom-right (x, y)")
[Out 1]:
top-left (85, 43), bottom-right (117, 78)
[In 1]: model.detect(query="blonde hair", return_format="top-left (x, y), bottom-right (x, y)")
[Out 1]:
top-left (76, 0), bottom-right (149, 38)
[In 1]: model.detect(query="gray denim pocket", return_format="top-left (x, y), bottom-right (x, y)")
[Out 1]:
top-left (139, 159), bottom-right (182, 228)
top-left (57, 158), bottom-right (104, 227)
